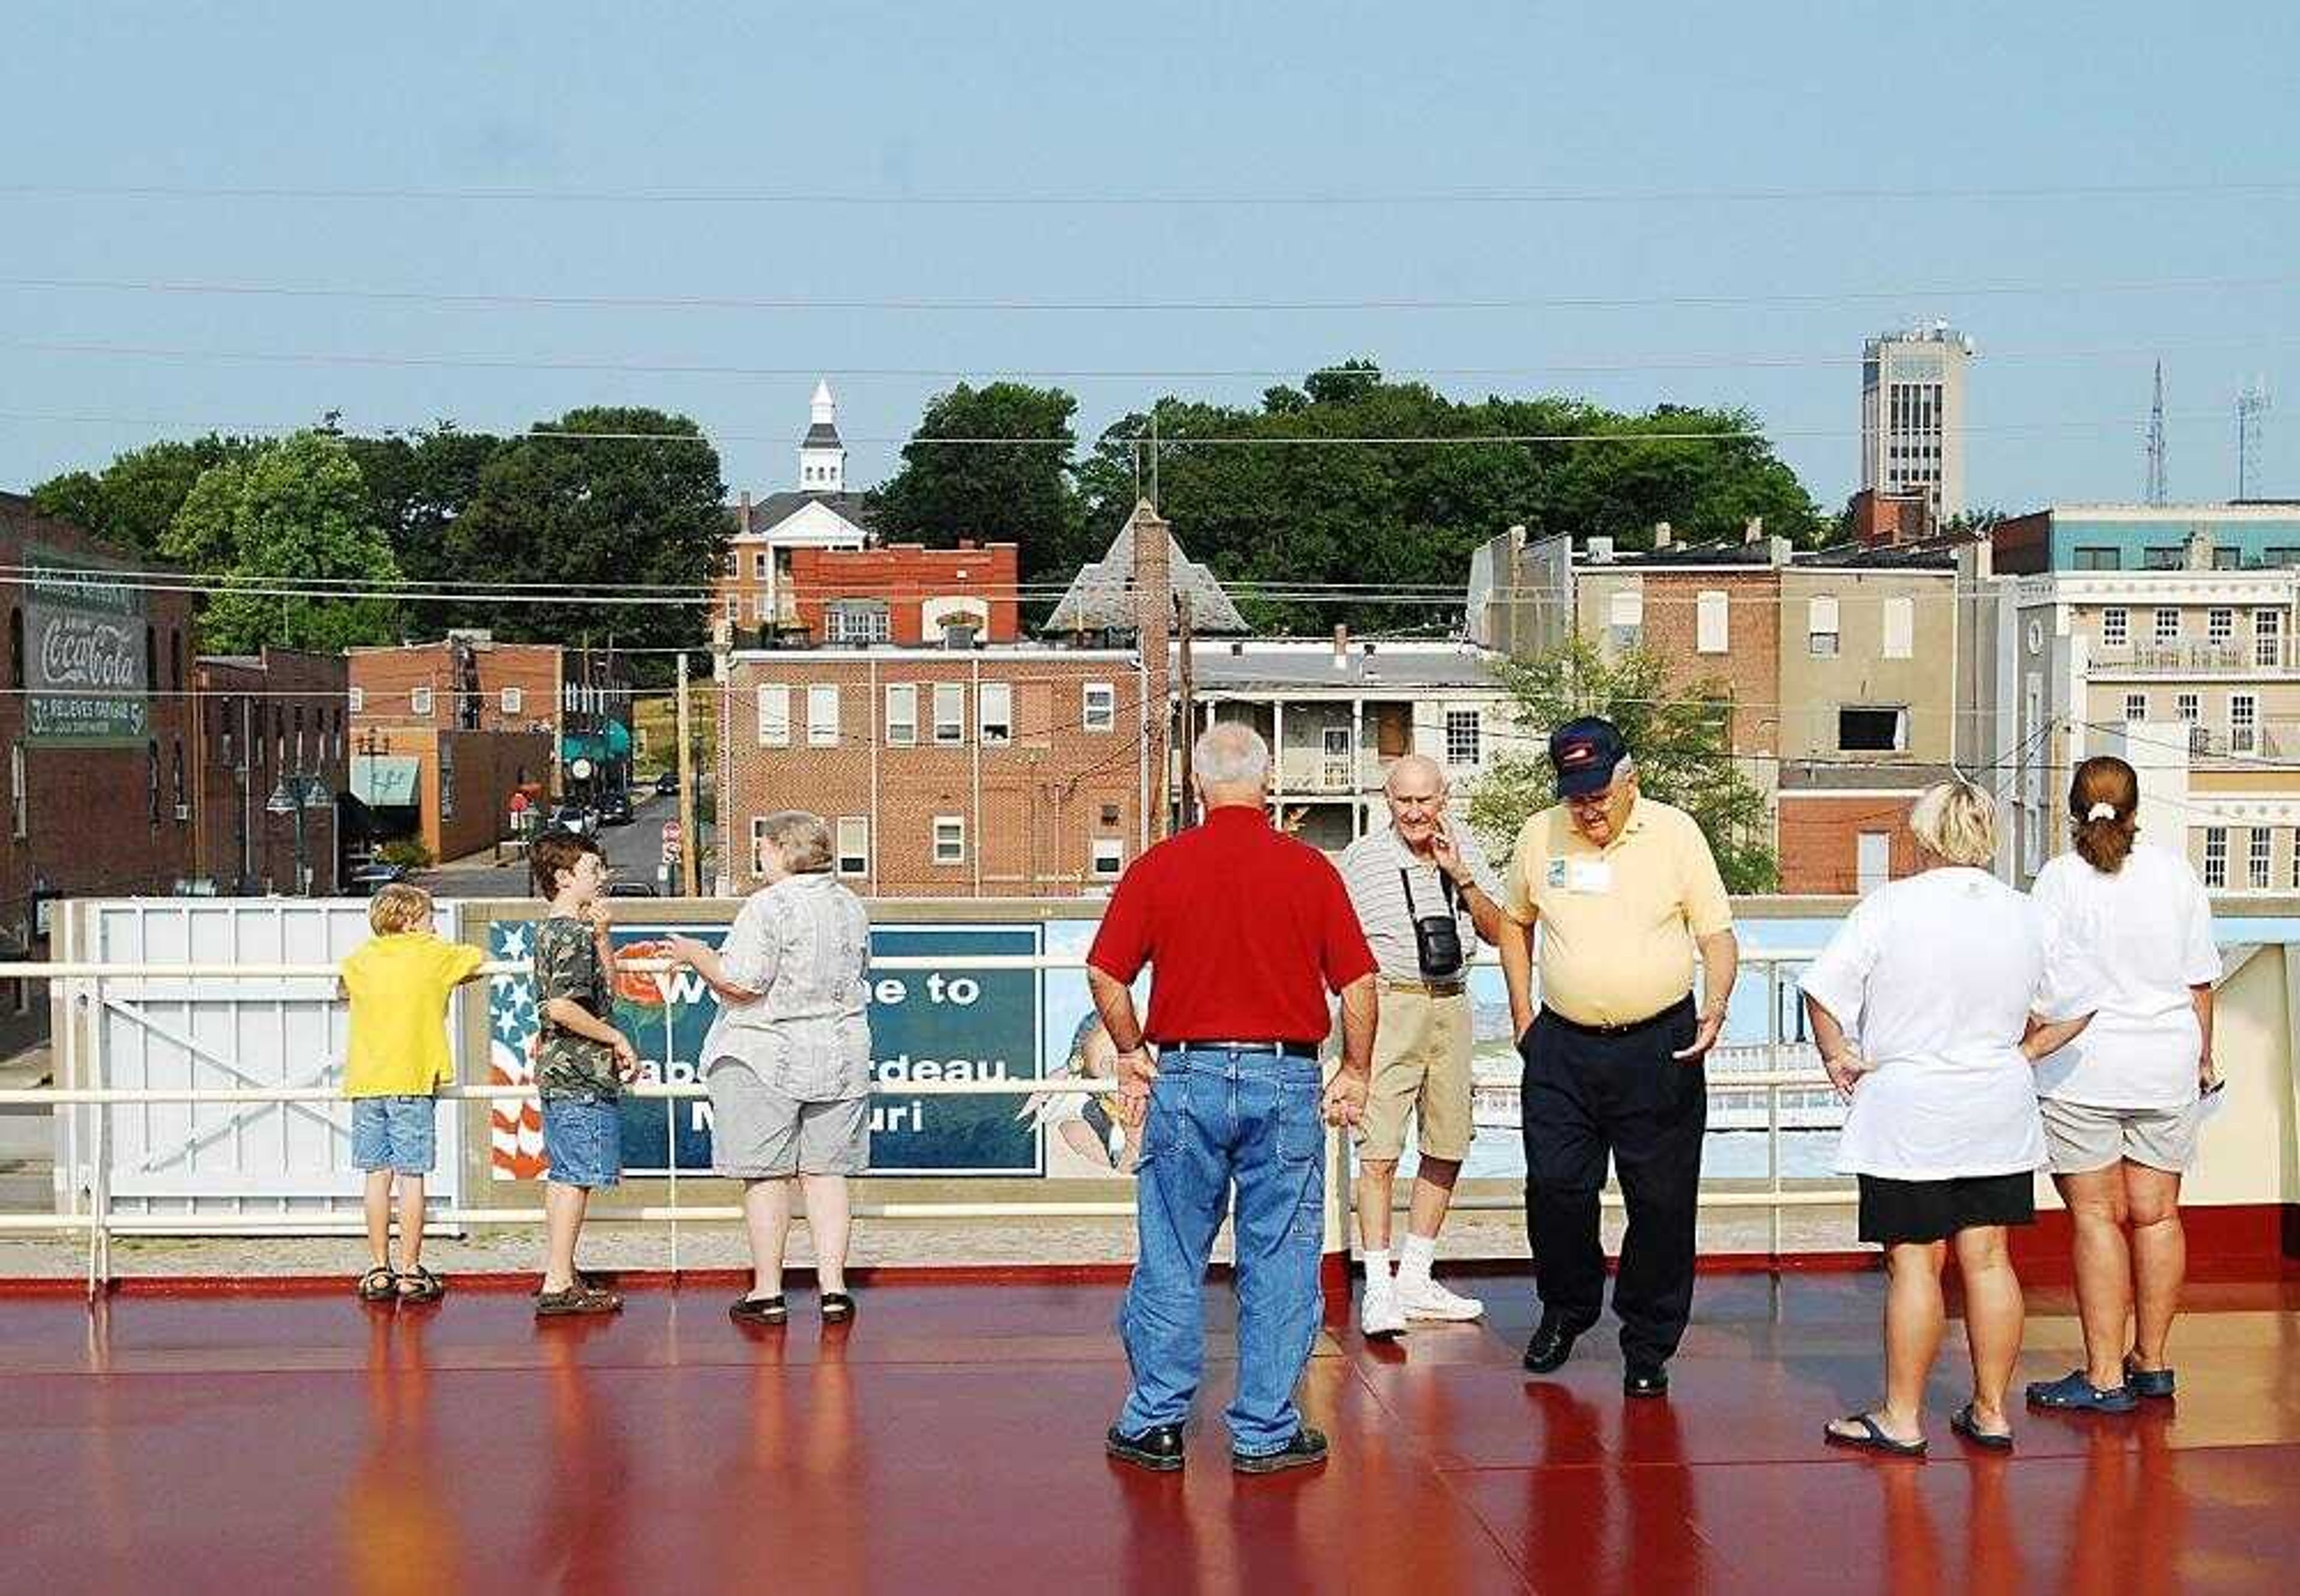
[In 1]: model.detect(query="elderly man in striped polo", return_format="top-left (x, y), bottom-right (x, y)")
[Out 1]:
top-left (1337, 753), bottom-right (1510, 1338)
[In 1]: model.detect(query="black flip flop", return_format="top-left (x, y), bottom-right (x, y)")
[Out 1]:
top-left (1951, 1403), bottom-right (2014, 1452)
top-left (820, 1291), bottom-right (855, 1321)
top-left (1824, 1413), bottom-right (1928, 1458)
top-left (730, 1294), bottom-right (788, 1326)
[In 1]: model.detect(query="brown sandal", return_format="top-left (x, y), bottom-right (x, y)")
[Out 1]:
top-left (535, 1285), bottom-right (623, 1318)
top-left (356, 1266), bottom-right (399, 1302)
top-left (397, 1265), bottom-right (446, 1304)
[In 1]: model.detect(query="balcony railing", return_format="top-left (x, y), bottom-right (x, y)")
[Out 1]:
top-left (2094, 638), bottom-right (2293, 674)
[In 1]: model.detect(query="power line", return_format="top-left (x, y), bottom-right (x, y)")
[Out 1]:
top-left (5, 269), bottom-right (2298, 315)
top-left (9, 331), bottom-right (2296, 383)
top-left (8, 177), bottom-right (2299, 207)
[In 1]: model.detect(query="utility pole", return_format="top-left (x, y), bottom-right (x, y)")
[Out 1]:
top-left (675, 650), bottom-right (700, 897)
top-left (1175, 592), bottom-right (1196, 828)
top-left (2145, 361), bottom-right (2168, 506)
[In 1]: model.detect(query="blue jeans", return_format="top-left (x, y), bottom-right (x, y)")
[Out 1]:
top-left (1115, 1047), bottom-right (1327, 1458)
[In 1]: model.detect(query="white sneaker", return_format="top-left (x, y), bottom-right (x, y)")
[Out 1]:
top-left (1360, 1276), bottom-right (1409, 1340)
top-left (1396, 1274), bottom-right (1485, 1322)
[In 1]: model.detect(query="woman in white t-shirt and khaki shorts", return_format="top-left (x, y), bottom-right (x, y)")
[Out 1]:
top-left (1801, 781), bottom-right (2096, 1456)
top-left (2024, 757), bottom-right (2222, 1415)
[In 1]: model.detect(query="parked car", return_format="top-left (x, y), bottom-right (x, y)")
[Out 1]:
top-left (605, 878), bottom-right (658, 897)
top-left (653, 770), bottom-right (679, 797)
top-left (546, 804), bottom-right (596, 837)
top-left (597, 791), bottom-right (635, 826)
top-left (347, 862), bottom-right (408, 897)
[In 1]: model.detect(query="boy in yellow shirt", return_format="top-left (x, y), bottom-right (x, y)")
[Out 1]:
top-left (339, 882), bottom-right (486, 1303)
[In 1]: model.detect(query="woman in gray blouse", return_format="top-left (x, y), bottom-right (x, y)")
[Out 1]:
top-left (666, 810), bottom-right (873, 1325)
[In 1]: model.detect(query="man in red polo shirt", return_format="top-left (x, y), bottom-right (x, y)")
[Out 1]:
top-left (1089, 721), bottom-right (1378, 1476)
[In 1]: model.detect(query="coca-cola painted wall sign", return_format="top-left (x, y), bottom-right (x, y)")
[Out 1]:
top-left (25, 547), bottom-right (148, 745)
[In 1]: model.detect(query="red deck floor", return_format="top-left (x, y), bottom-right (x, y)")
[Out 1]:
top-left (2, 1269), bottom-right (2296, 1594)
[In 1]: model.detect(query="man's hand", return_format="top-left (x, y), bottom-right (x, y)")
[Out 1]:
top-left (2199, 1055), bottom-right (2220, 1093)
top-left (1672, 1009), bottom-right (1725, 1062)
top-left (582, 899), bottom-right (614, 937)
top-left (1110, 1046), bottom-right (1157, 1128)
top-left (1429, 817), bottom-right (1468, 885)
top-left (610, 1034), bottom-right (641, 1082)
top-left (1321, 1070), bottom-right (1369, 1129)
top-left (1821, 1048), bottom-right (1867, 1100)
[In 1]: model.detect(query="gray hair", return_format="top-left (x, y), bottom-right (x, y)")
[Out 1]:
top-left (756, 808), bottom-right (834, 874)
top-left (1194, 721), bottom-right (1271, 790)
top-left (1384, 753), bottom-right (1447, 796)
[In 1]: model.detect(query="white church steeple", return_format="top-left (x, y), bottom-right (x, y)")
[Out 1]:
top-left (799, 379), bottom-right (845, 492)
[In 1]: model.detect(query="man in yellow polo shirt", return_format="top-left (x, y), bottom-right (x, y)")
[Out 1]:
top-left (1499, 716), bottom-right (1738, 1398)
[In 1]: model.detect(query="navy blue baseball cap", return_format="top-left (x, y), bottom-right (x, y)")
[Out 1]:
top-left (1551, 716), bottom-right (1628, 799)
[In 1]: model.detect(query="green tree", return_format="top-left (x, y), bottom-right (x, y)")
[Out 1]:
top-left (344, 424), bottom-right (507, 632)
top-left (1466, 633), bottom-right (1778, 892)
top-left (31, 434), bottom-right (260, 554)
top-left (166, 431), bottom-right (404, 653)
top-left (1075, 367), bottom-right (1824, 636)
top-left (873, 382), bottom-right (1091, 580)
top-left (443, 407), bottom-right (725, 671)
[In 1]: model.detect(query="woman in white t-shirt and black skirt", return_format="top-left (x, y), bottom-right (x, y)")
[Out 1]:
top-left (2023, 756), bottom-right (2222, 1415)
top-left (1800, 781), bottom-right (2096, 1456)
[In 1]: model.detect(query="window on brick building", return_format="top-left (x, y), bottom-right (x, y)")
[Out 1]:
top-left (885, 684), bottom-right (918, 746)
top-left (347, 686), bottom-right (364, 714)
top-left (1082, 682), bottom-right (1116, 733)
top-left (753, 551), bottom-right (770, 580)
top-left (933, 683), bottom-right (965, 745)
top-left (2101, 607), bottom-right (2128, 649)
top-left (144, 626), bottom-right (156, 689)
top-left (501, 687), bottom-right (523, 717)
top-left (1092, 838), bottom-right (1124, 879)
top-left (411, 686), bottom-right (434, 717)
top-left (1100, 803), bottom-right (1121, 826)
top-left (836, 817), bottom-right (869, 878)
top-left (808, 685), bottom-right (840, 746)
top-left (1882, 596), bottom-right (1915, 660)
top-left (756, 685), bottom-right (791, 746)
top-left (172, 740), bottom-right (185, 821)
top-left (1695, 590), bottom-right (1728, 654)
top-left (979, 682), bottom-right (1013, 746)
top-left (1838, 706), bottom-right (1908, 753)
top-left (9, 740), bottom-right (24, 840)
top-left (1807, 595), bottom-right (1840, 658)
top-left (171, 628), bottom-right (183, 691)
top-left (933, 814), bottom-right (966, 865)
top-left (826, 601), bottom-right (890, 645)
top-left (147, 741), bottom-right (160, 825)
top-left (7, 607), bottom-right (20, 688)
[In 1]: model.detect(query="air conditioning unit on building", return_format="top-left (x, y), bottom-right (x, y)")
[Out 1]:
top-left (174, 804), bottom-right (192, 822)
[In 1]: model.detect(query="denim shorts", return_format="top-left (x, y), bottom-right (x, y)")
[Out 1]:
top-left (542, 1098), bottom-right (623, 1189)
top-left (350, 1095), bottom-right (437, 1175)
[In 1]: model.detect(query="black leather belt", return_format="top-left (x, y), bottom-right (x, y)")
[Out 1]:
top-left (1167, 1039), bottom-right (1320, 1059)
top-left (1539, 996), bottom-right (1692, 1039)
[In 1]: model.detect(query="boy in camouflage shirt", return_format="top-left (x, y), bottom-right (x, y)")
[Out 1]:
top-left (529, 829), bottom-right (640, 1316)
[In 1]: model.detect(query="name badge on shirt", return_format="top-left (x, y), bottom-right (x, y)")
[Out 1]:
top-left (1566, 859), bottom-right (1614, 895)
top-left (1545, 859), bottom-right (1567, 888)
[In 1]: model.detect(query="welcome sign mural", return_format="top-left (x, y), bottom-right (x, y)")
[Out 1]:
top-left (486, 920), bottom-right (1048, 1178)
top-left (25, 546), bottom-right (148, 746)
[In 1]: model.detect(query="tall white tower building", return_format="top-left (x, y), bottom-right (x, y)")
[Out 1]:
top-left (1861, 323), bottom-right (1974, 517)
top-left (799, 379), bottom-right (846, 492)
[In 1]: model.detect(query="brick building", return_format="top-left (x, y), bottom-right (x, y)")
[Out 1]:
top-left (719, 382), bottom-right (877, 643)
top-left (189, 649), bottom-right (349, 895)
top-left (348, 634), bottom-right (597, 862)
top-left (784, 541), bottom-right (1020, 645)
top-left (719, 647), bottom-right (1157, 896)
top-left (0, 492), bottom-right (199, 1048)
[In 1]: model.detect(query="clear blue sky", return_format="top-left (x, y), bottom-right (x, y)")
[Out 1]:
top-left (4, 1), bottom-right (2295, 520)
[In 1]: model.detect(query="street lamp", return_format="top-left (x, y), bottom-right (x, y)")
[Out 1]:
top-left (266, 774), bottom-right (332, 897)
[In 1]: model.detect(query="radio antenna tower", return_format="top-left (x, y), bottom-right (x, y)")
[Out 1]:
top-left (2237, 377), bottom-right (2271, 499)
top-left (2145, 361), bottom-right (2167, 505)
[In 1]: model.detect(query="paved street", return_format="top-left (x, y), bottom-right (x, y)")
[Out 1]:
top-left (420, 789), bottom-right (712, 900)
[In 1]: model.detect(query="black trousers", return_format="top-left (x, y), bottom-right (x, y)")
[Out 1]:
top-left (1519, 997), bottom-right (1706, 1366)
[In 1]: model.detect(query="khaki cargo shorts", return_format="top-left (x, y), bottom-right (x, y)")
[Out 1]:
top-left (2039, 1095), bottom-right (2200, 1176)
top-left (1354, 983), bottom-right (1474, 1162)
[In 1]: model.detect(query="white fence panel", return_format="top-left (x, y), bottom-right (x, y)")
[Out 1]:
top-left (58, 898), bottom-right (468, 1220)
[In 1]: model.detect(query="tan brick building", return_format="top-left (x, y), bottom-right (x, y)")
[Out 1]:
top-left (189, 649), bottom-right (349, 895)
top-left (781, 541), bottom-right (1020, 646)
top-left (718, 647), bottom-right (1157, 896)
top-left (0, 492), bottom-right (200, 1049)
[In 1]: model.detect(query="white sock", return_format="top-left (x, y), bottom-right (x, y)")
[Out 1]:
top-left (1361, 1249), bottom-right (1392, 1288)
top-left (1397, 1232), bottom-right (1438, 1283)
